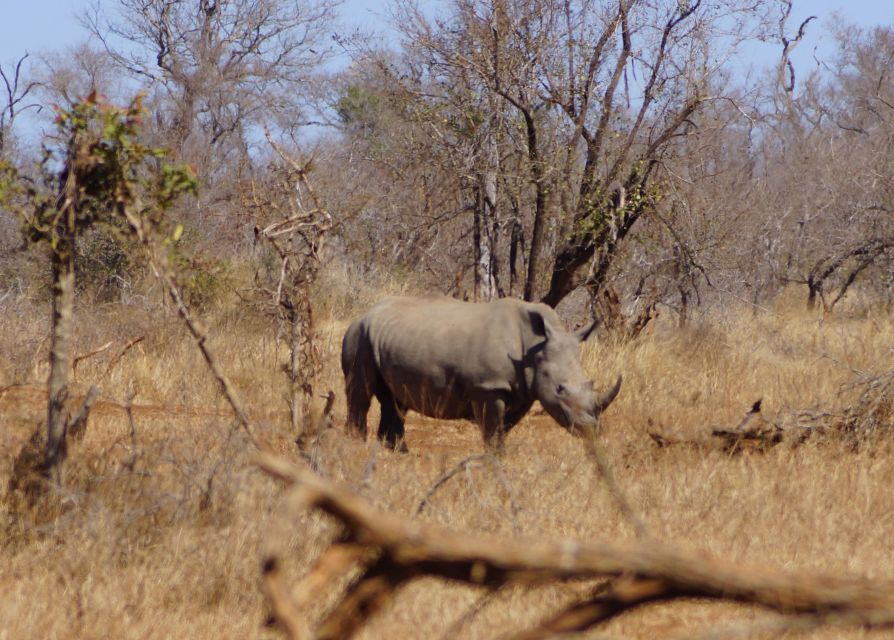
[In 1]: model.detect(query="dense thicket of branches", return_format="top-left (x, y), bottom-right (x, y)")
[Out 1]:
top-left (2, 0), bottom-right (894, 323)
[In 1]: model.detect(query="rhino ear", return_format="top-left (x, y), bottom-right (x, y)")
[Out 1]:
top-left (528, 310), bottom-right (555, 340)
top-left (575, 317), bottom-right (600, 342)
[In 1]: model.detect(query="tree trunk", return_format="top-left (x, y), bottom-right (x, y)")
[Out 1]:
top-left (481, 129), bottom-right (502, 299)
top-left (289, 307), bottom-right (302, 435)
top-left (806, 269), bottom-right (828, 311)
top-left (45, 238), bottom-right (76, 477)
top-left (678, 287), bottom-right (689, 328)
top-left (519, 108), bottom-right (546, 302)
top-left (508, 200), bottom-right (524, 297)
top-left (541, 236), bottom-right (597, 308)
top-left (542, 177), bottom-right (646, 308)
top-left (472, 188), bottom-right (483, 301)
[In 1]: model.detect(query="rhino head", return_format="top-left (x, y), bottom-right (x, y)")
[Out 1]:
top-left (529, 312), bottom-right (622, 433)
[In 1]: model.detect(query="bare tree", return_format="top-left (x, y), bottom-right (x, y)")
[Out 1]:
top-left (83, 0), bottom-right (342, 239)
top-left (763, 19), bottom-right (894, 311)
top-left (0, 53), bottom-right (40, 154)
top-left (37, 44), bottom-right (126, 112)
top-left (329, 59), bottom-right (476, 295)
top-left (345, 0), bottom-right (778, 310)
top-left (536, 0), bottom-right (775, 307)
top-left (247, 133), bottom-right (332, 438)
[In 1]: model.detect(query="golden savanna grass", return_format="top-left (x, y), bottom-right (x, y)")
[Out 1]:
top-left (1, 284), bottom-right (893, 639)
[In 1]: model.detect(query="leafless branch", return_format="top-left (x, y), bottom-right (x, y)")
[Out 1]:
top-left (103, 335), bottom-right (145, 379)
top-left (72, 341), bottom-right (113, 374)
top-left (120, 202), bottom-right (258, 446)
top-left (778, 2), bottom-right (817, 94)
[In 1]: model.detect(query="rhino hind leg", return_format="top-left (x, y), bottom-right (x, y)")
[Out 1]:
top-left (375, 385), bottom-right (407, 451)
top-left (344, 369), bottom-right (374, 439)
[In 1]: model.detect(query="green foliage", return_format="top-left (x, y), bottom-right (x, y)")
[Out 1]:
top-left (167, 227), bottom-right (233, 310)
top-left (336, 84), bottom-right (382, 131)
top-left (577, 165), bottom-right (664, 239)
top-left (1, 92), bottom-right (197, 253)
top-left (0, 160), bottom-right (21, 203)
top-left (0, 93), bottom-right (200, 303)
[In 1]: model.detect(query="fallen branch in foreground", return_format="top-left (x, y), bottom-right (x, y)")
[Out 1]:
top-left (255, 451), bottom-right (894, 640)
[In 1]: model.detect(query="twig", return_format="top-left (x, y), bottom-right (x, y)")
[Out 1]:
top-left (438, 587), bottom-right (506, 640)
top-left (714, 287), bottom-right (774, 314)
top-left (72, 341), bottom-right (113, 374)
top-left (103, 335), bottom-right (145, 379)
top-left (66, 385), bottom-right (99, 442)
top-left (356, 441), bottom-right (381, 495)
top-left (416, 454), bottom-right (492, 515)
top-left (488, 456), bottom-right (523, 534)
top-left (416, 452), bottom-right (525, 532)
top-left (123, 390), bottom-right (140, 471)
top-left (582, 428), bottom-right (648, 539)
top-left (819, 353), bottom-right (869, 379)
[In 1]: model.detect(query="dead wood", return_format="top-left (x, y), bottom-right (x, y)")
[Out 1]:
top-left (256, 451), bottom-right (894, 639)
top-left (438, 588), bottom-right (506, 640)
top-left (251, 130), bottom-right (332, 441)
top-left (415, 453), bottom-right (521, 534)
top-left (296, 391), bottom-right (336, 450)
top-left (710, 400), bottom-right (784, 454)
top-left (262, 557), bottom-right (309, 640)
top-left (837, 369), bottom-right (894, 443)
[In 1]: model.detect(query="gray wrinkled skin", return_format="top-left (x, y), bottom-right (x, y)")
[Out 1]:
top-left (341, 296), bottom-right (622, 450)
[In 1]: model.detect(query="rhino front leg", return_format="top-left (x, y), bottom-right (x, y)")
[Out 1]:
top-left (476, 398), bottom-right (508, 451)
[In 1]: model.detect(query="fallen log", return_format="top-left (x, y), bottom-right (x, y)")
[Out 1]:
top-left (650, 399), bottom-right (786, 454)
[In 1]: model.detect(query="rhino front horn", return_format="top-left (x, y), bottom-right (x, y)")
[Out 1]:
top-left (594, 375), bottom-right (622, 414)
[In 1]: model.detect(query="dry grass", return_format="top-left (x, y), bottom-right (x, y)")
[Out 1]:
top-left (2, 286), bottom-right (894, 639)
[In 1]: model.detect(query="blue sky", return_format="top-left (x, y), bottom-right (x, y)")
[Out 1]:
top-left (1, 0), bottom-right (892, 111)
top-left (0, 0), bottom-right (388, 66)
top-left (2, 1), bottom-right (892, 72)
top-left (2, 1), bottom-right (892, 69)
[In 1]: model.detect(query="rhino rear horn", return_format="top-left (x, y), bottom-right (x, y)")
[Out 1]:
top-left (594, 375), bottom-right (622, 414)
top-left (575, 317), bottom-right (600, 342)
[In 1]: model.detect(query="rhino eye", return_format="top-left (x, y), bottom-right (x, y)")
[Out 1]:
top-left (556, 384), bottom-right (566, 395)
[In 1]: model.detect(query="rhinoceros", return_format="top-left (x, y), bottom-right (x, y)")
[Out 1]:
top-left (341, 296), bottom-right (621, 450)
